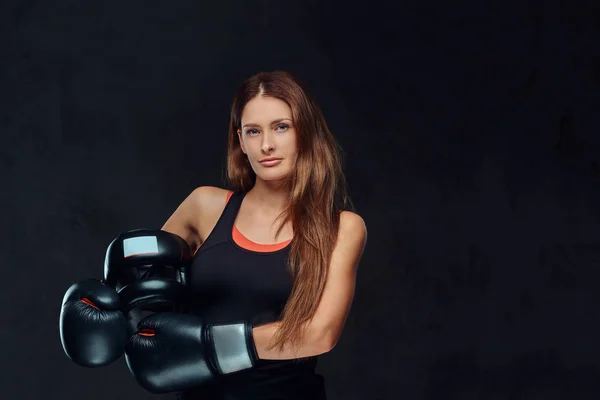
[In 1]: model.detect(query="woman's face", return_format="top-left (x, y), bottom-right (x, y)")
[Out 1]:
top-left (237, 96), bottom-right (298, 182)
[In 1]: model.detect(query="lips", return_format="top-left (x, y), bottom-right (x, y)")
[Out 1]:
top-left (259, 158), bottom-right (282, 167)
top-left (259, 158), bottom-right (282, 163)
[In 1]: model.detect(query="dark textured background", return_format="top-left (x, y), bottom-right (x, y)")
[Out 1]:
top-left (1, 0), bottom-right (599, 398)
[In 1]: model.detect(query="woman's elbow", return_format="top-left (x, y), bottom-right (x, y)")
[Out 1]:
top-left (317, 330), bottom-right (340, 355)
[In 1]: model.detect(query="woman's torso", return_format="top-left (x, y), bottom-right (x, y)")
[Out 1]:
top-left (179, 187), bottom-right (325, 400)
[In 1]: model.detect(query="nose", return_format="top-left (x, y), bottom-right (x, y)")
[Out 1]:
top-left (261, 131), bottom-right (275, 153)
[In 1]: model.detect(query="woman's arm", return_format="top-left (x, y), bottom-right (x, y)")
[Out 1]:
top-left (161, 186), bottom-right (229, 254)
top-left (161, 187), bottom-right (204, 252)
top-left (253, 211), bottom-right (368, 360)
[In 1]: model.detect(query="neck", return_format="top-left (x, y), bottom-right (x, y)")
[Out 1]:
top-left (246, 178), bottom-right (290, 214)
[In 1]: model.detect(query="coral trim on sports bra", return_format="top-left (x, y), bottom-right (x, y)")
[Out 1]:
top-left (226, 191), bottom-right (292, 253)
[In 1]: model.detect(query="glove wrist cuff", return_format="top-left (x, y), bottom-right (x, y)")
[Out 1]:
top-left (208, 322), bottom-right (257, 375)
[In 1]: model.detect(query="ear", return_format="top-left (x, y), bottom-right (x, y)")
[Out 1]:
top-left (237, 129), bottom-right (246, 154)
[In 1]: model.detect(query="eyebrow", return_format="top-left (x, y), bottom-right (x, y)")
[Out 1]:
top-left (242, 118), bottom-right (292, 129)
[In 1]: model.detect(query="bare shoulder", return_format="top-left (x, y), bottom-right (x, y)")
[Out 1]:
top-left (325, 211), bottom-right (367, 275)
top-left (189, 186), bottom-right (233, 241)
top-left (189, 186), bottom-right (231, 210)
top-left (162, 186), bottom-right (232, 250)
top-left (338, 211), bottom-right (367, 247)
top-left (340, 211), bottom-right (367, 235)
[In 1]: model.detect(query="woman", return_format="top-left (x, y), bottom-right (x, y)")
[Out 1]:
top-left (158, 70), bottom-right (367, 399)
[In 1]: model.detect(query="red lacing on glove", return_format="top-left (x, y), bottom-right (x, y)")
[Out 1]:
top-left (80, 298), bottom-right (99, 309)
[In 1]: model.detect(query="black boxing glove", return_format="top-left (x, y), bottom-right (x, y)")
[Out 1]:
top-left (125, 313), bottom-right (259, 393)
top-left (103, 229), bottom-right (193, 335)
top-left (103, 229), bottom-right (192, 289)
top-left (59, 279), bottom-right (129, 367)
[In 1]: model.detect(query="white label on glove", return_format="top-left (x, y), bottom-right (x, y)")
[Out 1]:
top-left (123, 236), bottom-right (159, 258)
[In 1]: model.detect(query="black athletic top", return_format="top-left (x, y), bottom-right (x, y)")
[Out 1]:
top-left (178, 190), bottom-right (326, 400)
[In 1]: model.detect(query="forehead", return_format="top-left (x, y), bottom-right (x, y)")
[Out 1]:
top-left (241, 96), bottom-right (292, 123)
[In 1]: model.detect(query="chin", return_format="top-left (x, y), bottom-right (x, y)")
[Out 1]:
top-left (256, 170), bottom-right (291, 182)
top-left (259, 175), bottom-right (289, 182)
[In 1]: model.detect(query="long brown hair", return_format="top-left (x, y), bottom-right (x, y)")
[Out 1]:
top-left (226, 71), bottom-right (354, 353)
